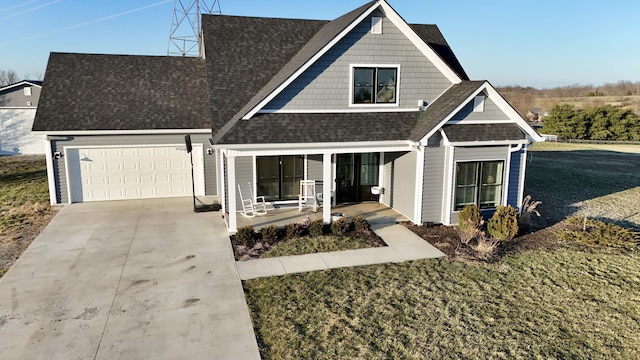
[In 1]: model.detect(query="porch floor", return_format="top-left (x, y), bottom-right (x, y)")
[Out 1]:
top-left (235, 202), bottom-right (409, 230)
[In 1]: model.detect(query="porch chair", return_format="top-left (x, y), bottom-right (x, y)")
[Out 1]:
top-left (298, 180), bottom-right (318, 212)
top-left (237, 182), bottom-right (268, 217)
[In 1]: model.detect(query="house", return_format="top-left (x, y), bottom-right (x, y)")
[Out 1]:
top-left (1, 80), bottom-right (45, 155)
top-left (33, 0), bottom-right (541, 232)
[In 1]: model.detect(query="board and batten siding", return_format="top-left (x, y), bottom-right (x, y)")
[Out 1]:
top-left (450, 146), bottom-right (509, 224)
top-left (450, 94), bottom-right (510, 122)
top-left (421, 146), bottom-right (446, 224)
top-left (307, 154), bottom-right (324, 181)
top-left (233, 156), bottom-right (254, 207)
top-left (50, 134), bottom-right (216, 204)
top-left (507, 147), bottom-right (525, 209)
top-left (264, 10), bottom-right (451, 112)
top-left (382, 150), bottom-right (417, 220)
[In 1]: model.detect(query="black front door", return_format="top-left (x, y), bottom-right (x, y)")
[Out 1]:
top-left (336, 153), bottom-right (379, 203)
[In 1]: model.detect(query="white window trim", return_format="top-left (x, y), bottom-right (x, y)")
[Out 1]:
top-left (349, 64), bottom-right (401, 108)
top-left (452, 158), bottom-right (506, 212)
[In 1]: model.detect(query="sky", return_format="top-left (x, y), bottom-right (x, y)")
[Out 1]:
top-left (1, 0), bottom-right (638, 89)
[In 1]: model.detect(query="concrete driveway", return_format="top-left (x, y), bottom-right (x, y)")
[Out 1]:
top-left (0, 198), bottom-right (260, 360)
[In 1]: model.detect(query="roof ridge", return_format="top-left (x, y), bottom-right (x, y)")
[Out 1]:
top-left (212, 0), bottom-right (379, 143)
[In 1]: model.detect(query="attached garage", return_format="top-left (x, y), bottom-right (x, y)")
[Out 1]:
top-left (66, 145), bottom-right (204, 203)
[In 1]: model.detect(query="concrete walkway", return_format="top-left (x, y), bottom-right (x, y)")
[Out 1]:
top-left (0, 198), bottom-right (260, 360)
top-left (236, 223), bottom-right (446, 280)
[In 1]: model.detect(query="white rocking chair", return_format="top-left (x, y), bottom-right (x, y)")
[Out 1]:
top-left (237, 183), bottom-right (268, 217)
top-left (298, 180), bottom-right (318, 212)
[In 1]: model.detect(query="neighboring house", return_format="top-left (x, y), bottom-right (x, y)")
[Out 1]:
top-left (33, 0), bottom-right (541, 232)
top-left (0, 80), bottom-right (45, 155)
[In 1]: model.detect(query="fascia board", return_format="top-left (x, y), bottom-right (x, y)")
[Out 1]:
top-left (420, 82), bottom-right (488, 143)
top-left (241, 1), bottom-right (382, 120)
top-left (34, 129), bottom-right (211, 136)
top-left (483, 84), bottom-right (544, 142)
top-left (379, 1), bottom-right (462, 84)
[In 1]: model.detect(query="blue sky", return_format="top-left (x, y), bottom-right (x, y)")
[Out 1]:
top-left (1, 0), bottom-right (638, 88)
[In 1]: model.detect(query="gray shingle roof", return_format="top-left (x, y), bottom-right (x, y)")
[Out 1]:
top-left (216, 112), bottom-right (420, 144)
top-left (442, 123), bottom-right (526, 142)
top-left (206, 2), bottom-right (472, 145)
top-left (202, 15), bottom-right (327, 140)
top-left (33, 53), bottom-right (211, 131)
top-left (409, 81), bottom-right (485, 141)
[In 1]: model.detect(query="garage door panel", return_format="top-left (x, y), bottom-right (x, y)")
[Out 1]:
top-left (68, 145), bottom-right (203, 202)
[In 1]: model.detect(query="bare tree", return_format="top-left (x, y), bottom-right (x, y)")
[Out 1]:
top-left (0, 69), bottom-right (19, 86)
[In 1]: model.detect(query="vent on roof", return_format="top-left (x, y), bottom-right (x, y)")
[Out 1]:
top-left (371, 17), bottom-right (383, 34)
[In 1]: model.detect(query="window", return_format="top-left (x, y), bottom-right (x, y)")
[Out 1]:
top-left (256, 155), bottom-right (304, 201)
top-left (353, 67), bottom-right (397, 104)
top-left (24, 87), bottom-right (32, 96)
top-left (455, 161), bottom-right (503, 210)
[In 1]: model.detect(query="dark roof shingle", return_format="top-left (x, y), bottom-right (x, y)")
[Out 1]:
top-left (409, 81), bottom-right (485, 141)
top-left (33, 53), bottom-right (211, 131)
top-left (442, 123), bottom-right (526, 142)
top-left (216, 112), bottom-right (420, 144)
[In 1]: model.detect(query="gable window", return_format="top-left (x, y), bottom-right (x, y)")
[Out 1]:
top-left (353, 67), bottom-right (397, 104)
top-left (455, 161), bottom-right (503, 210)
top-left (24, 87), bottom-right (32, 96)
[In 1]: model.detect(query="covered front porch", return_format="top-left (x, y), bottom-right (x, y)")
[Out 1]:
top-left (217, 140), bottom-right (421, 232)
top-left (235, 202), bottom-right (409, 231)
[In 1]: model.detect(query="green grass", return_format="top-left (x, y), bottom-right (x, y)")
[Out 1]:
top-left (0, 155), bottom-right (53, 277)
top-left (262, 235), bottom-right (380, 258)
top-left (243, 143), bottom-right (640, 359)
top-left (244, 250), bottom-right (640, 359)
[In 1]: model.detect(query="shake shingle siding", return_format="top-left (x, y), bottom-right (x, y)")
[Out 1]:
top-left (265, 11), bottom-right (452, 111)
top-left (450, 95), bottom-right (510, 122)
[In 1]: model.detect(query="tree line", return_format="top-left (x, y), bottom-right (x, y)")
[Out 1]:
top-left (542, 104), bottom-right (640, 141)
top-left (0, 69), bottom-right (43, 87)
top-left (498, 81), bottom-right (640, 98)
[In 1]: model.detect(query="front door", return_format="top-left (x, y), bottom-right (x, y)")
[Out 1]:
top-left (336, 153), bottom-right (379, 203)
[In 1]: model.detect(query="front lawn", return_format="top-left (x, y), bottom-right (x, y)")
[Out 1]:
top-left (243, 143), bottom-right (640, 359)
top-left (244, 249), bottom-right (640, 359)
top-left (0, 155), bottom-right (57, 277)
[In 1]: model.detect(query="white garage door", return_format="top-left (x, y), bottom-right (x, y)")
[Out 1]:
top-left (67, 145), bottom-right (204, 203)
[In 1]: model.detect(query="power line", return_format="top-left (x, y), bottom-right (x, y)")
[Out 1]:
top-left (1, 0), bottom-right (173, 46)
top-left (0, 0), bottom-right (62, 22)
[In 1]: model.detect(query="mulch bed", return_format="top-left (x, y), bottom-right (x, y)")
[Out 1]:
top-left (402, 221), bottom-right (572, 263)
top-left (231, 228), bottom-right (386, 261)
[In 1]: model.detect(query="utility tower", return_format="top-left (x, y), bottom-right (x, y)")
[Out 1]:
top-left (168, 0), bottom-right (221, 57)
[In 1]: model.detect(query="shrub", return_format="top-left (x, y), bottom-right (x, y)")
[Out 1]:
top-left (458, 205), bottom-right (482, 234)
top-left (308, 219), bottom-right (325, 237)
top-left (330, 217), bottom-right (350, 236)
top-left (353, 215), bottom-right (369, 233)
top-left (235, 225), bottom-right (256, 247)
top-left (260, 225), bottom-right (278, 244)
top-left (561, 217), bottom-right (639, 249)
top-left (473, 235), bottom-right (499, 261)
top-left (284, 223), bottom-right (304, 239)
top-left (487, 205), bottom-right (519, 241)
top-left (519, 195), bottom-right (542, 230)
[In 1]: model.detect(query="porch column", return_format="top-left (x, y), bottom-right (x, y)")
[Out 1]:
top-left (322, 152), bottom-right (332, 224)
top-left (227, 155), bottom-right (238, 232)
